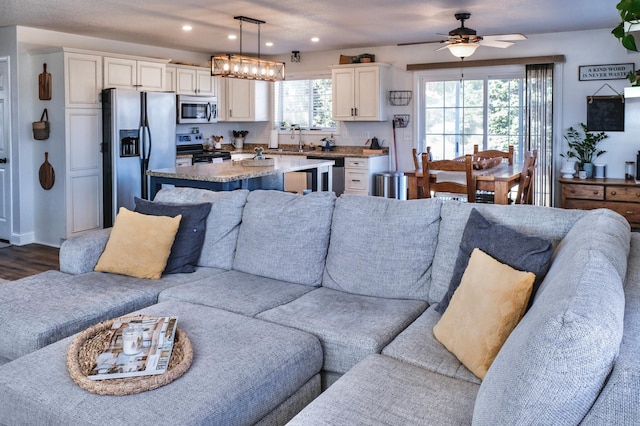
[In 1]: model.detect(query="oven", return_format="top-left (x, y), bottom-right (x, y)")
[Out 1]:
top-left (176, 133), bottom-right (231, 165)
top-left (177, 95), bottom-right (218, 124)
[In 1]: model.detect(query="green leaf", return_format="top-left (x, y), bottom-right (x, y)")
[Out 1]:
top-left (623, 33), bottom-right (638, 51)
top-left (612, 23), bottom-right (625, 38)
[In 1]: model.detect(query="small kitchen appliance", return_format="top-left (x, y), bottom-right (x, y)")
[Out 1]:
top-left (176, 95), bottom-right (217, 124)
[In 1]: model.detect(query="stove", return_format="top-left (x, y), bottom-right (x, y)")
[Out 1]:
top-left (176, 133), bottom-right (231, 164)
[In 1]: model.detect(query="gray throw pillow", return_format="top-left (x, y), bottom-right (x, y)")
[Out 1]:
top-left (435, 208), bottom-right (553, 314)
top-left (134, 197), bottom-right (212, 274)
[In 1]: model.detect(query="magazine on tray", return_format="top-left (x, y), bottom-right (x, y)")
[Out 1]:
top-left (88, 316), bottom-right (178, 380)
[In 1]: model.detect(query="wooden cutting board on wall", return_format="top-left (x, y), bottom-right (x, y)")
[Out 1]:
top-left (38, 152), bottom-right (55, 190)
top-left (38, 63), bottom-right (51, 101)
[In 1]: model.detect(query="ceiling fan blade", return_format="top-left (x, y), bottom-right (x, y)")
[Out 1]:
top-left (483, 33), bottom-right (527, 41)
top-left (479, 39), bottom-right (515, 48)
top-left (397, 39), bottom-right (442, 46)
top-left (435, 44), bottom-right (451, 52)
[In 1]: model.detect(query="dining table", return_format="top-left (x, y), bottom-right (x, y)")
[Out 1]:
top-left (404, 162), bottom-right (523, 204)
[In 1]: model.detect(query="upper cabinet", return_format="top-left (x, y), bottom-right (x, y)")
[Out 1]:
top-left (331, 63), bottom-right (389, 121)
top-left (170, 65), bottom-right (216, 96)
top-left (224, 78), bottom-right (269, 122)
top-left (64, 52), bottom-right (103, 108)
top-left (103, 57), bottom-right (167, 92)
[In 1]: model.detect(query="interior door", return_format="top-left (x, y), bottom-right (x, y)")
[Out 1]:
top-left (0, 58), bottom-right (10, 241)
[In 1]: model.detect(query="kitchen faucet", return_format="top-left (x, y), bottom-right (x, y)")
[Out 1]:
top-left (291, 126), bottom-right (304, 152)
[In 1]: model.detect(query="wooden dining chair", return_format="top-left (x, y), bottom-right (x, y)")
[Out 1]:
top-left (473, 144), bottom-right (514, 165)
top-left (412, 147), bottom-right (432, 170)
top-left (420, 153), bottom-right (476, 202)
top-left (412, 147), bottom-right (431, 198)
top-left (472, 144), bottom-right (514, 203)
top-left (514, 150), bottom-right (537, 205)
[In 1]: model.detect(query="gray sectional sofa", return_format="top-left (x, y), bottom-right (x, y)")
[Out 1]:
top-left (0, 188), bottom-right (638, 425)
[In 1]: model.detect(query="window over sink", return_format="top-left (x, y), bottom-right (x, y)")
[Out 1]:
top-left (274, 78), bottom-right (336, 131)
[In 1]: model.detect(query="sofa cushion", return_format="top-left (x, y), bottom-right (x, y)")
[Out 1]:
top-left (429, 202), bottom-right (585, 305)
top-left (233, 190), bottom-right (336, 286)
top-left (322, 195), bottom-right (441, 300)
top-left (153, 187), bottom-right (249, 270)
top-left (433, 248), bottom-right (534, 379)
top-left (436, 208), bottom-right (552, 314)
top-left (257, 287), bottom-right (427, 374)
top-left (59, 228), bottom-right (112, 274)
top-left (0, 301), bottom-right (323, 426)
top-left (382, 305), bottom-right (481, 384)
top-left (288, 354), bottom-right (480, 426)
top-left (473, 211), bottom-right (628, 424)
top-left (582, 232), bottom-right (640, 424)
top-left (134, 197), bottom-right (212, 274)
top-left (159, 270), bottom-right (316, 317)
top-left (94, 207), bottom-right (181, 279)
top-left (0, 268), bottom-right (225, 361)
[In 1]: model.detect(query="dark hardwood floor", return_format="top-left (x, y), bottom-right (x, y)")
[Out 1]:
top-left (0, 243), bottom-right (59, 281)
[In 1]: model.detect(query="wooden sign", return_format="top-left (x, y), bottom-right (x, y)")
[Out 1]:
top-left (579, 63), bottom-right (634, 81)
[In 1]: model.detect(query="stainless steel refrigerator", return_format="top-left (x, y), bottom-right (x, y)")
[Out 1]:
top-left (102, 88), bottom-right (176, 227)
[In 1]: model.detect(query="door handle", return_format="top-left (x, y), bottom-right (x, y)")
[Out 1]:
top-left (0, 158), bottom-right (6, 164)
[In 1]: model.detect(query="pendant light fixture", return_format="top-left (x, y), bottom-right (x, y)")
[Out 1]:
top-left (211, 16), bottom-right (285, 82)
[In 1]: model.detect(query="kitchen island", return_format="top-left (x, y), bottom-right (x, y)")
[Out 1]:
top-left (147, 157), bottom-right (335, 197)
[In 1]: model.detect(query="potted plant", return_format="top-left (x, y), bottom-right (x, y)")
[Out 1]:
top-left (612, 0), bottom-right (640, 51)
top-left (627, 69), bottom-right (640, 86)
top-left (562, 123), bottom-right (608, 178)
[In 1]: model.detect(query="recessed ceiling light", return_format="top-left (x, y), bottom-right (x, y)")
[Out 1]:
top-left (265, 42), bottom-right (273, 47)
top-left (182, 25), bottom-right (192, 32)
top-left (228, 34), bottom-right (237, 40)
top-left (311, 37), bottom-right (319, 43)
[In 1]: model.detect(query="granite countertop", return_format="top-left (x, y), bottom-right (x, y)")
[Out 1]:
top-left (148, 157), bottom-right (335, 183)
top-left (218, 144), bottom-right (389, 158)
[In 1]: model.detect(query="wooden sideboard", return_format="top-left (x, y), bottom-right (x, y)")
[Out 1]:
top-left (560, 177), bottom-right (640, 229)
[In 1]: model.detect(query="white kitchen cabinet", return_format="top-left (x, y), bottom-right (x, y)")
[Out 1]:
top-left (165, 66), bottom-right (176, 92)
top-left (224, 78), bottom-right (269, 122)
top-left (331, 63), bottom-right (389, 121)
top-left (175, 66), bottom-right (216, 96)
top-left (64, 52), bottom-right (102, 108)
top-left (64, 108), bottom-right (103, 235)
top-left (344, 155), bottom-right (389, 195)
top-left (103, 57), bottom-right (166, 92)
top-left (61, 50), bottom-right (103, 238)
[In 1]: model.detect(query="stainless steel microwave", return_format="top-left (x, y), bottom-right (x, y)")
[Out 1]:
top-left (176, 95), bottom-right (218, 124)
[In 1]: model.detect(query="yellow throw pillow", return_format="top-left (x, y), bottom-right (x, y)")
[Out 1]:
top-left (94, 207), bottom-right (182, 279)
top-left (433, 248), bottom-right (535, 379)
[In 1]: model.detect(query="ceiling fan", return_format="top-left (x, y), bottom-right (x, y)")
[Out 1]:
top-left (400, 13), bottom-right (527, 59)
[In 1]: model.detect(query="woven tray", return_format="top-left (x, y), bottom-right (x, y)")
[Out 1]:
top-left (241, 158), bottom-right (275, 167)
top-left (67, 315), bottom-right (193, 396)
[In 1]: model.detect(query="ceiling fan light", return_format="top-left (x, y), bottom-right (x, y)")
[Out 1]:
top-left (447, 43), bottom-right (479, 58)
